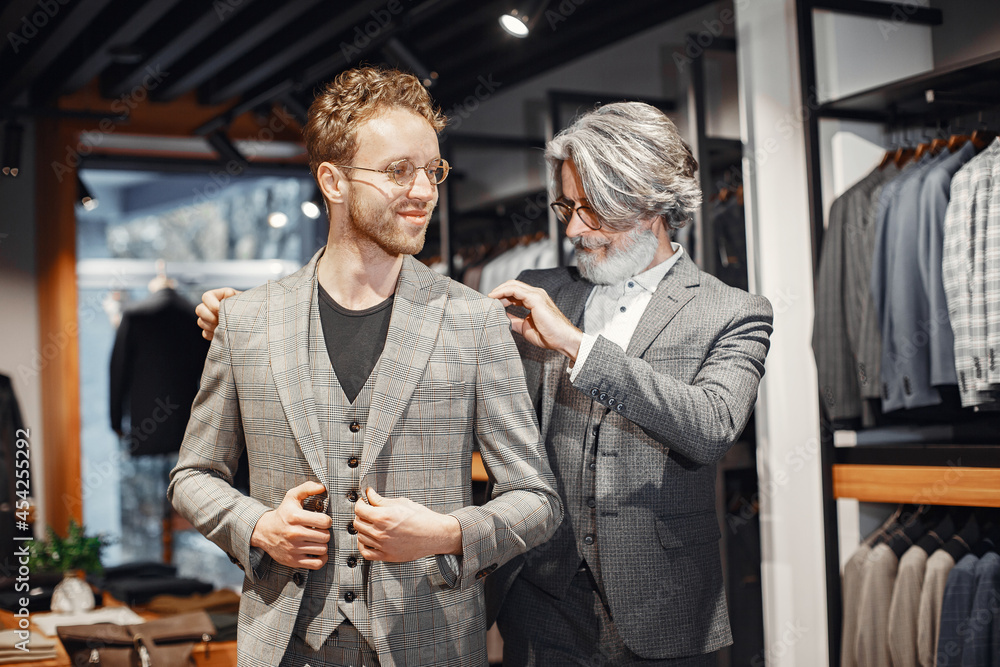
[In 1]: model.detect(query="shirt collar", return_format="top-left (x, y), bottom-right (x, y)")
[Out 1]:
top-left (630, 242), bottom-right (683, 292)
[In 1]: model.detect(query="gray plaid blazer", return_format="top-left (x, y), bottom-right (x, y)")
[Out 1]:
top-left (169, 249), bottom-right (562, 667)
top-left (488, 253), bottom-right (773, 659)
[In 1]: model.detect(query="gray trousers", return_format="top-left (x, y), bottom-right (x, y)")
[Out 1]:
top-left (497, 567), bottom-right (718, 666)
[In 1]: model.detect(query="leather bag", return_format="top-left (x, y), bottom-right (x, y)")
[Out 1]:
top-left (56, 610), bottom-right (215, 666)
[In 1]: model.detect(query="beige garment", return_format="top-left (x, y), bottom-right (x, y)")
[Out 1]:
top-left (888, 545), bottom-right (929, 666)
top-left (0, 630), bottom-right (57, 664)
top-left (856, 543), bottom-right (899, 666)
top-left (917, 549), bottom-right (956, 667)
top-left (844, 542), bottom-right (874, 667)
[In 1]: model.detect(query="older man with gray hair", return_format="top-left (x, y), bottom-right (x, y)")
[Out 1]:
top-left (487, 101), bottom-right (773, 666)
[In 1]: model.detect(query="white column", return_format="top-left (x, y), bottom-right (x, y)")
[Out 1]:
top-left (734, 1), bottom-right (829, 665)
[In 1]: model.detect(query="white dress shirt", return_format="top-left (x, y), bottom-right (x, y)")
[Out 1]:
top-left (569, 242), bottom-right (684, 380)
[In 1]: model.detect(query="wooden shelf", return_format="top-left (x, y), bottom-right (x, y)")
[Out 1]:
top-left (832, 464), bottom-right (1000, 507)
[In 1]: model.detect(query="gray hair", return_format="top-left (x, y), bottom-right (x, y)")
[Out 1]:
top-left (546, 102), bottom-right (701, 231)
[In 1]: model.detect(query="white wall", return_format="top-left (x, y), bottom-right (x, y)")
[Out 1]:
top-left (0, 119), bottom-right (46, 531)
top-left (735, 1), bottom-right (829, 664)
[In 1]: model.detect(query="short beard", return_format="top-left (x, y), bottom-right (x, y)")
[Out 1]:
top-left (573, 226), bottom-right (659, 285)
top-left (348, 191), bottom-right (430, 257)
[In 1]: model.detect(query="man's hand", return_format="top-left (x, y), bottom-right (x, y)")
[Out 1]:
top-left (196, 287), bottom-right (241, 340)
top-left (250, 481), bottom-right (332, 570)
top-left (353, 488), bottom-right (462, 562)
top-left (488, 280), bottom-right (583, 361)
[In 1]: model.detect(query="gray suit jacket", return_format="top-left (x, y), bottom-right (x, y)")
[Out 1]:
top-left (169, 250), bottom-right (562, 667)
top-left (489, 252), bottom-right (772, 659)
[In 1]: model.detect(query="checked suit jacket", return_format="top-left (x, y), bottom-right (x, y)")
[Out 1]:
top-left (488, 252), bottom-right (773, 659)
top-left (168, 249), bottom-right (562, 667)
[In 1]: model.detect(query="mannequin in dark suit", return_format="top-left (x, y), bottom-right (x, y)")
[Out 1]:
top-left (110, 287), bottom-right (210, 456)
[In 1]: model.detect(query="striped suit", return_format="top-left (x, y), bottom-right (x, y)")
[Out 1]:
top-left (169, 249), bottom-right (562, 667)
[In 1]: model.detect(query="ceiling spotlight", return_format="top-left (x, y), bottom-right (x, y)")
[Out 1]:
top-left (268, 212), bottom-right (289, 228)
top-left (206, 129), bottom-right (248, 168)
top-left (77, 175), bottom-right (98, 211)
top-left (300, 201), bottom-right (321, 219)
top-left (499, 1), bottom-right (549, 38)
top-left (2, 122), bottom-right (23, 177)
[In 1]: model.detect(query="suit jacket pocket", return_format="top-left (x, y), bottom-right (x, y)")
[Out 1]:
top-left (654, 510), bottom-right (720, 549)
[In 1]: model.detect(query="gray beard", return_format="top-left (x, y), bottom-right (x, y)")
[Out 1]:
top-left (573, 226), bottom-right (660, 285)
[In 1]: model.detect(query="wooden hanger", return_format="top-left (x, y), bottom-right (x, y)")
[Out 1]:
top-left (878, 150), bottom-right (896, 170)
top-left (893, 147), bottom-right (915, 169)
top-left (971, 129), bottom-right (997, 151)
top-left (913, 141), bottom-right (933, 161)
top-left (947, 134), bottom-right (970, 152)
top-left (929, 138), bottom-right (947, 155)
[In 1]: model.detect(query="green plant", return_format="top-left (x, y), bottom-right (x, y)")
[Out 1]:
top-left (28, 520), bottom-right (111, 574)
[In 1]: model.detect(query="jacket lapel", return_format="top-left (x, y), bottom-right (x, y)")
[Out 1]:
top-left (359, 256), bottom-right (447, 480)
top-left (626, 252), bottom-right (700, 357)
top-left (267, 248), bottom-right (330, 489)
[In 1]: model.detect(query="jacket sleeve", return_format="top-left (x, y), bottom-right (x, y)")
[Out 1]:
top-left (167, 300), bottom-right (271, 582)
top-left (108, 313), bottom-right (131, 435)
top-left (446, 300), bottom-right (563, 590)
top-left (570, 293), bottom-right (773, 466)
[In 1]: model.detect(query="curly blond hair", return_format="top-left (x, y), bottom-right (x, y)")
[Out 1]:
top-left (303, 66), bottom-right (447, 178)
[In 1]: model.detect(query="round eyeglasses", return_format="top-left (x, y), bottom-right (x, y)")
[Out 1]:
top-left (335, 158), bottom-right (450, 187)
top-left (549, 201), bottom-right (602, 230)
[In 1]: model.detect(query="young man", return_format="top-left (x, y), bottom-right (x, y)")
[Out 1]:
top-left (485, 102), bottom-right (773, 666)
top-left (169, 66), bottom-right (561, 667)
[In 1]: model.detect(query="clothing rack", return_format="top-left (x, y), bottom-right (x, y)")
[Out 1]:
top-left (794, 2), bottom-right (1000, 663)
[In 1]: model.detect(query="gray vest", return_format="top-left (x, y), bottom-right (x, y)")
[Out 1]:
top-left (294, 286), bottom-right (377, 651)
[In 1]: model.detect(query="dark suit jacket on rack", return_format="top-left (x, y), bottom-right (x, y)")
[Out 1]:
top-left (109, 288), bottom-right (210, 456)
top-left (490, 252), bottom-right (773, 659)
top-left (0, 374), bottom-right (26, 550)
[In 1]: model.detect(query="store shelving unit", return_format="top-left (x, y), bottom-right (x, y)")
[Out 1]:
top-left (794, 2), bottom-right (1000, 664)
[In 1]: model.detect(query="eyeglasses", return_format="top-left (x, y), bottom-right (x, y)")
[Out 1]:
top-left (549, 200), bottom-right (602, 230)
top-left (335, 157), bottom-right (450, 187)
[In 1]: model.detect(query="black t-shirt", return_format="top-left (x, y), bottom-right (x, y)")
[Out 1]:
top-left (318, 283), bottom-right (394, 403)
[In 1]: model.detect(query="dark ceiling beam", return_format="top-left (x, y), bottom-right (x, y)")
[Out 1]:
top-left (0, 0), bottom-right (43, 59)
top-left (0, 0), bottom-right (116, 101)
top-left (198, 0), bottom-right (390, 106)
top-left (431, 0), bottom-right (708, 107)
top-left (151, 0), bottom-right (325, 102)
top-left (30, 0), bottom-right (182, 100)
top-left (411, 0), bottom-right (510, 51)
top-left (99, 0), bottom-right (259, 99)
top-left (194, 0), bottom-right (468, 132)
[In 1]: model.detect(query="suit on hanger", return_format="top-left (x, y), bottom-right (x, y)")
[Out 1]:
top-left (855, 542), bottom-right (898, 666)
top-left (961, 548), bottom-right (999, 667)
top-left (888, 544), bottom-right (929, 667)
top-left (937, 552), bottom-right (979, 666)
top-left (918, 548), bottom-right (957, 667)
top-left (109, 287), bottom-right (210, 455)
top-left (491, 252), bottom-right (772, 661)
top-left (169, 250), bottom-right (562, 667)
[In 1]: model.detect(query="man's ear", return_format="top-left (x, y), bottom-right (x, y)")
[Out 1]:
top-left (316, 162), bottom-right (347, 205)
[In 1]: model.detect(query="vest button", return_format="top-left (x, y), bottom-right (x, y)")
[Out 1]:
top-left (344, 591), bottom-right (356, 603)
top-left (347, 456), bottom-right (359, 468)
top-left (591, 388), bottom-right (599, 396)
top-left (589, 462), bottom-right (597, 471)
top-left (292, 572), bottom-right (304, 586)
top-left (599, 393), bottom-right (607, 402)
top-left (347, 522), bottom-right (358, 535)
top-left (592, 425), bottom-right (599, 436)
top-left (349, 421), bottom-right (361, 433)
top-left (347, 556), bottom-right (358, 568)
top-left (584, 534), bottom-right (595, 545)
top-left (587, 498), bottom-right (596, 508)
top-left (347, 490), bottom-right (359, 502)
